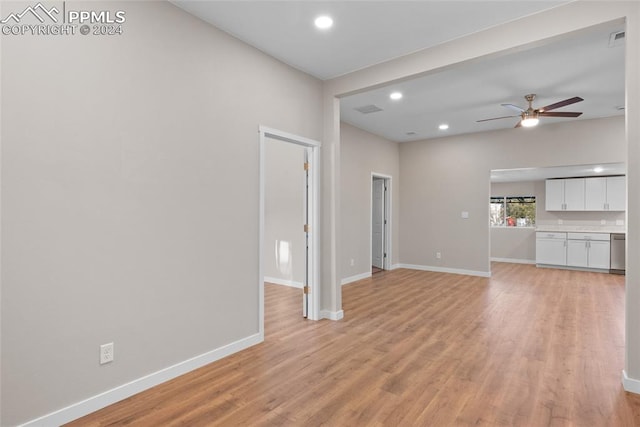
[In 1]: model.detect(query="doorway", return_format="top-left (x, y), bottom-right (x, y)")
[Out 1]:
top-left (259, 126), bottom-right (320, 331)
top-left (371, 174), bottom-right (391, 273)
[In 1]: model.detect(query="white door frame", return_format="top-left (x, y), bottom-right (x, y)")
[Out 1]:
top-left (370, 173), bottom-right (392, 271)
top-left (259, 126), bottom-right (321, 332)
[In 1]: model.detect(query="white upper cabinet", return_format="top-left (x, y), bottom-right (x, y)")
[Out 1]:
top-left (606, 176), bottom-right (626, 211)
top-left (547, 176), bottom-right (626, 212)
top-left (585, 177), bottom-right (607, 210)
top-left (545, 180), bottom-right (564, 211)
top-left (564, 178), bottom-right (586, 211)
top-left (585, 176), bottom-right (626, 211)
top-left (545, 178), bottom-right (585, 211)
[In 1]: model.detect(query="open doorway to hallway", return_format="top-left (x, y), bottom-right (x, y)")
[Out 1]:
top-left (264, 137), bottom-right (306, 293)
top-left (371, 174), bottom-right (391, 273)
top-left (259, 126), bottom-right (320, 325)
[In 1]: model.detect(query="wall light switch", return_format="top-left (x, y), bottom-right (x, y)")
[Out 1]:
top-left (461, 211), bottom-right (469, 219)
top-left (558, 219), bottom-right (563, 225)
top-left (616, 219), bottom-right (624, 226)
top-left (601, 219), bottom-right (607, 225)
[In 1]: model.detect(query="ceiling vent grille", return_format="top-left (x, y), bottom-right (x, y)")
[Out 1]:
top-left (354, 104), bottom-right (383, 114)
top-left (609, 31), bottom-right (625, 47)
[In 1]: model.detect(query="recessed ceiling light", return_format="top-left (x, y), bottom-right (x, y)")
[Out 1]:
top-left (594, 166), bottom-right (604, 173)
top-left (439, 124), bottom-right (449, 130)
top-left (389, 92), bottom-right (403, 100)
top-left (314, 16), bottom-right (333, 29)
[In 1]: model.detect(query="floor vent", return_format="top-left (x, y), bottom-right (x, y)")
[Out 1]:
top-left (354, 104), bottom-right (383, 114)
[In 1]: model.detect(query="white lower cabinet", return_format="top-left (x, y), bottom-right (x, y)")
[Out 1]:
top-left (536, 232), bottom-right (567, 266)
top-left (586, 240), bottom-right (611, 269)
top-left (537, 232), bottom-right (611, 270)
top-left (567, 240), bottom-right (589, 267)
top-left (566, 233), bottom-right (610, 270)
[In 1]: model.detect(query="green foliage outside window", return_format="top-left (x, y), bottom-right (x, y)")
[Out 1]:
top-left (490, 196), bottom-right (535, 227)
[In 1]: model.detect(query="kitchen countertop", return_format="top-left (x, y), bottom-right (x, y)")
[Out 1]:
top-left (536, 225), bottom-right (626, 234)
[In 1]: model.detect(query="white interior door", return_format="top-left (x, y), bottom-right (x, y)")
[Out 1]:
top-left (372, 178), bottom-right (385, 269)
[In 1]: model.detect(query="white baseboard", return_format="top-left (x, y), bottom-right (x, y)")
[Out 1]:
top-left (341, 272), bottom-right (371, 285)
top-left (264, 276), bottom-right (303, 288)
top-left (20, 333), bottom-right (264, 427)
top-left (622, 370), bottom-right (640, 395)
top-left (395, 263), bottom-right (491, 278)
top-left (491, 257), bottom-right (536, 265)
top-left (391, 264), bottom-right (402, 270)
top-left (320, 309), bottom-right (344, 320)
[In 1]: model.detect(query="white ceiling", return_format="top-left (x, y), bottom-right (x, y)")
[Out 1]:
top-left (169, 1), bottom-right (570, 80)
top-left (171, 1), bottom-right (627, 182)
top-left (341, 19), bottom-right (625, 142)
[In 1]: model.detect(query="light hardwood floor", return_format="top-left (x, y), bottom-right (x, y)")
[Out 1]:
top-left (67, 263), bottom-right (640, 426)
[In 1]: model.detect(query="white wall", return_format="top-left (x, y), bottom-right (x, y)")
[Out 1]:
top-left (340, 123), bottom-right (400, 283)
top-left (399, 116), bottom-right (626, 275)
top-left (264, 139), bottom-right (306, 287)
top-left (0, 2), bottom-right (322, 425)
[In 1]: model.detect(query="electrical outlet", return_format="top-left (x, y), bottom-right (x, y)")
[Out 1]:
top-left (436, 252), bottom-right (441, 259)
top-left (100, 342), bottom-right (114, 365)
top-left (558, 219), bottom-right (563, 225)
top-left (601, 219), bottom-right (607, 225)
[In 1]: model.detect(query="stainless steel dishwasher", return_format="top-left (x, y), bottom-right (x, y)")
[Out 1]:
top-left (610, 233), bottom-right (626, 275)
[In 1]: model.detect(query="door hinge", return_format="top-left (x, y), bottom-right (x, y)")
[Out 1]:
top-left (304, 224), bottom-right (310, 233)
top-left (384, 253), bottom-right (387, 258)
top-left (304, 162), bottom-right (310, 171)
top-left (303, 285), bottom-right (310, 294)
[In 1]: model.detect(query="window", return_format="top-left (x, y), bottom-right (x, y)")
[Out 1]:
top-left (490, 196), bottom-right (535, 227)
top-left (490, 197), bottom-right (506, 226)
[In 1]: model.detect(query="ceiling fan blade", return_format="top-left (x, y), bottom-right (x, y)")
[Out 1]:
top-left (538, 111), bottom-right (583, 118)
top-left (538, 96), bottom-right (584, 112)
top-left (501, 103), bottom-right (525, 113)
top-left (476, 115), bottom-right (519, 123)
top-left (514, 121), bottom-right (522, 128)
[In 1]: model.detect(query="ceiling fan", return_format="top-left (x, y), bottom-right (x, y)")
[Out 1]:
top-left (477, 94), bottom-right (583, 128)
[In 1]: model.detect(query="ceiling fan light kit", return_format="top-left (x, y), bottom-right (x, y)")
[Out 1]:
top-left (478, 93), bottom-right (583, 128)
top-left (521, 116), bottom-right (539, 127)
